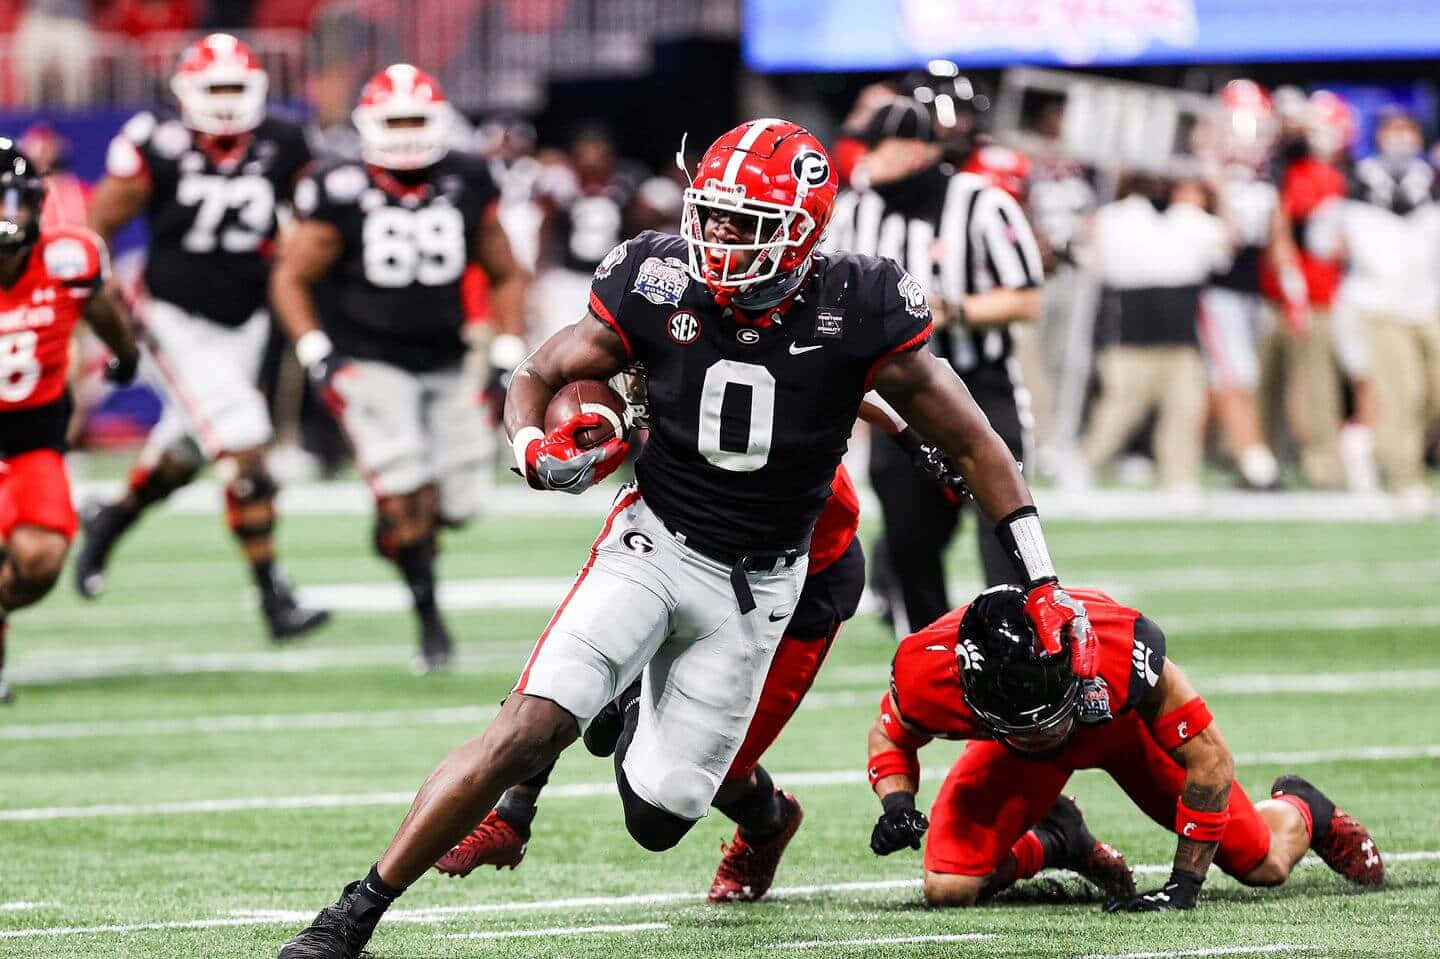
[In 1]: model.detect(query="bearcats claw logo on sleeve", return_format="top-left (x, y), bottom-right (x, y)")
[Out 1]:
top-left (594, 241), bottom-right (627, 281)
top-left (897, 270), bottom-right (929, 319)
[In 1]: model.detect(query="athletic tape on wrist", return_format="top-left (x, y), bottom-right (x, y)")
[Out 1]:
top-left (511, 426), bottom-right (544, 473)
top-left (1174, 799), bottom-right (1229, 842)
top-left (997, 506), bottom-right (1056, 584)
top-left (1152, 696), bottom-right (1214, 751)
top-left (868, 748), bottom-right (920, 789)
top-left (295, 329), bottom-right (334, 369)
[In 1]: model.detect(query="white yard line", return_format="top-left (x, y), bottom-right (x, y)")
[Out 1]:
top-left (436, 922), bottom-right (669, 940)
top-left (0, 902), bottom-right (58, 912)
top-left (7, 854), bottom-right (1438, 939)
top-left (4, 748), bottom-right (1437, 822)
top-left (773, 932), bottom-right (996, 950)
top-left (1078, 946), bottom-right (1313, 959)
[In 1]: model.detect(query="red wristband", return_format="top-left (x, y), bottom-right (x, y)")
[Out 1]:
top-left (879, 693), bottom-right (932, 752)
top-left (1152, 697), bottom-right (1214, 751)
top-left (1174, 799), bottom-right (1230, 842)
top-left (867, 748), bottom-right (920, 789)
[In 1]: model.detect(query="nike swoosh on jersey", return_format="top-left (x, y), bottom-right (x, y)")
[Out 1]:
top-left (788, 342), bottom-right (824, 354)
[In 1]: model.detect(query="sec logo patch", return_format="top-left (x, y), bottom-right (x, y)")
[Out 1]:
top-left (668, 310), bottom-right (700, 345)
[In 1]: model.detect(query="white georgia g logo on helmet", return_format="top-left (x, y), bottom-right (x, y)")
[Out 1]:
top-left (791, 149), bottom-right (830, 193)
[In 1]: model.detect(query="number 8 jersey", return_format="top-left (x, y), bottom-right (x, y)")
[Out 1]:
top-left (590, 230), bottom-right (932, 559)
top-left (105, 110), bottom-right (311, 326)
top-left (294, 152), bottom-right (499, 372)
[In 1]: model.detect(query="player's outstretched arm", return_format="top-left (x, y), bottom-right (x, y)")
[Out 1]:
top-left (1109, 659), bottom-right (1234, 912)
top-left (504, 313), bottom-right (631, 493)
top-left (82, 284), bottom-right (140, 386)
top-left (866, 693), bottom-right (932, 856)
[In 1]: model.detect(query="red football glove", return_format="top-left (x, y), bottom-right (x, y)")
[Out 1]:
top-left (1024, 581), bottom-right (1099, 679)
top-left (523, 413), bottom-right (630, 494)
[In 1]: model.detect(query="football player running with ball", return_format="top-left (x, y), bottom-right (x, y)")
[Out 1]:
top-left (76, 33), bottom-right (328, 641)
top-left (0, 142), bottom-right (140, 702)
top-left (280, 119), bottom-right (1088, 958)
top-left (270, 65), bottom-right (525, 671)
top-left (867, 584), bottom-right (1384, 910)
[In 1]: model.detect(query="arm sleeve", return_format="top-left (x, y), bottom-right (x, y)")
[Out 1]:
top-left (973, 186), bottom-right (1045, 290)
top-left (863, 259), bottom-right (934, 388)
top-left (586, 234), bottom-right (647, 358)
top-left (1126, 614), bottom-right (1168, 708)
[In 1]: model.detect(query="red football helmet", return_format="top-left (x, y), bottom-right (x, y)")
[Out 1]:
top-left (680, 118), bottom-right (838, 300)
top-left (353, 64), bottom-right (452, 171)
top-left (171, 33), bottom-right (268, 136)
top-left (1306, 90), bottom-right (1356, 160)
top-left (963, 144), bottom-right (1030, 200)
top-left (1218, 79), bottom-right (1277, 166)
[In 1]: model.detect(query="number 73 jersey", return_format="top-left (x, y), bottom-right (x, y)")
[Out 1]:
top-left (294, 152), bottom-right (499, 372)
top-left (590, 231), bottom-right (933, 558)
top-left (105, 111), bottom-right (312, 326)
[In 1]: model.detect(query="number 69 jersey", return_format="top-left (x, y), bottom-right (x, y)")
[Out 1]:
top-left (105, 111), bottom-right (311, 326)
top-left (294, 152), bottom-right (499, 372)
top-left (591, 231), bottom-right (932, 559)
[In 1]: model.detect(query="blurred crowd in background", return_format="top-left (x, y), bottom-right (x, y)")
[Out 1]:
top-left (6, 0), bottom-right (1440, 510)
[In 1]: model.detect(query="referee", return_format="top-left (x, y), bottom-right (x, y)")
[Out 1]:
top-left (827, 94), bottom-right (1045, 634)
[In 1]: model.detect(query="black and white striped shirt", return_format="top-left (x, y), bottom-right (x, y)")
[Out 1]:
top-left (825, 166), bottom-right (1044, 374)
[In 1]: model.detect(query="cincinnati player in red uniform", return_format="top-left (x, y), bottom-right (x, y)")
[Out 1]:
top-left (280, 120), bottom-right (1087, 959)
top-left (0, 142), bottom-right (139, 703)
top-left (867, 585), bottom-right (1384, 910)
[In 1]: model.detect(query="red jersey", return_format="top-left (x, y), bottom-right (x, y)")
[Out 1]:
top-left (807, 463), bottom-right (861, 574)
top-left (0, 227), bottom-right (108, 412)
top-left (886, 588), bottom-right (1160, 744)
top-left (1270, 157), bottom-right (1346, 309)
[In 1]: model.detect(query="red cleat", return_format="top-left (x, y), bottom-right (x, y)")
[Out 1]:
top-left (434, 810), bottom-right (528, 877)
top-left (1316, 807), bottom-right (1385, 887)
top-left (1077, 838), bottom-right (1137, 901)
top-left (708, 792), bottom-right (803, 903)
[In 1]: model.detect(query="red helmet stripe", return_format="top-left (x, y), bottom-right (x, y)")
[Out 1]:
top-left (722, 117), bottom-right (781, 184)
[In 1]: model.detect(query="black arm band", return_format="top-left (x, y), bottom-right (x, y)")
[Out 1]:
top-left (894, 427), bottom-right (927, 458)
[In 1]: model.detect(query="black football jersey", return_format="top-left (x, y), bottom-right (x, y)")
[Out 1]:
top-left (547, 164), bottom-right (645, 273)
top-left (295, 151), bottom-right (500, 373)
top-left (109, 111), bottom-right (311, 325)
top-left (591, 231), bottom-right (933, 558)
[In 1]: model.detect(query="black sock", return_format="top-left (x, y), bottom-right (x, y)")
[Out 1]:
top-left (252, 559), bottom-right (280, 594)
top-left (395, 539), bottom-right (439, 621)
top-left (496, 789), bottom-right (540, 837)
top-left (717, 766), bottom-right (789, 844)
top-left (1273, 775), bottom-right (1336, 846)
top-left (611, 680), bottom-right (644, 767)
top-left (1030, 818), bottom-right (1072, 869)
top-left (353, 863), bottom-right (402, 918)
top-left (521, 759), bottom-right (554, 791)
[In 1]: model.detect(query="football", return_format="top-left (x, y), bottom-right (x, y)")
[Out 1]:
top-left (545, 379), bottom-right (629, 449)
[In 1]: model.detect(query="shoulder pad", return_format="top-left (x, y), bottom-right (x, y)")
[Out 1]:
top-left (41, 227), bottom-right (109, 287)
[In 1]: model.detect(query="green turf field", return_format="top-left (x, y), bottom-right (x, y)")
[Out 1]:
top-left (2, 499), bottom-right (1437, 958)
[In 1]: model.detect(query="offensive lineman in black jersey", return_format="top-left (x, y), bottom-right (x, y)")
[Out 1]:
top-left (279, 119), bottom-right (1092, 959)
top-left (270, 65), bottom-right (526, 671)
top-left (76, 33), bottom-right (328, 641)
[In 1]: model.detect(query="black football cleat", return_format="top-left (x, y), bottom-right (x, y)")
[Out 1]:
top-left (1272, 775), bottom-right (1384, 886)
top-left (413, 614), bottom-right (454, 674)
top-left (1037, 794), bottom-right (1137, 901)
top-left (73, 501), bottom-right (132, 600)
top-left (278, 881), bottom-right (386, 959)
top-left (262, 579), bottom-right (331, 643)
top-left (583, 679), bottom-right (641, 757)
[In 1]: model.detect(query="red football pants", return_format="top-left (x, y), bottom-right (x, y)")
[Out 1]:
top-left (0, 449), bottom-right (77, 541)
top-left (925, 713), bottom-right (1271, 878)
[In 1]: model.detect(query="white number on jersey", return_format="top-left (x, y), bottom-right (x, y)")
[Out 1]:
top-left (568, 195), bottom-right (623, 264)
top-left (697, 360), bottom-right (775, 472)
top-left (177, 174), bottom-right (276, 253)
top-left (361, 205), bottom-right (467, 288)
top-left (0, 330), bottom-right (41, 403)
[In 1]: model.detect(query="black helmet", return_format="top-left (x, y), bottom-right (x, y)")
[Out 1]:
top-left (957, 585), bottom-right (1080, 750)
top-left (0, 139), bottom-right (45, 253)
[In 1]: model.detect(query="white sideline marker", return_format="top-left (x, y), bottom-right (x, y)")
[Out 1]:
top-left (436, 921), bottom-right (669, 940)
top-left (1078, 945), bottom-right (1314, 959)
top-left (773, 932), bottom-right (997, 949)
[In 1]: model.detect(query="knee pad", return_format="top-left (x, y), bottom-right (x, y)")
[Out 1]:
top-left (616, 768), bottom-right (697, 852)
top-left (224, 469), bottom-right (278, 540)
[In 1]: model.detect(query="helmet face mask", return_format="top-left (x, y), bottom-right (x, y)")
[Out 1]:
top-left (172, 33), bottom-right (268, 136)
top-left (678, 119), bottom-right (837, 301)
top-left (353, 64), bottom-right (452, 172)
